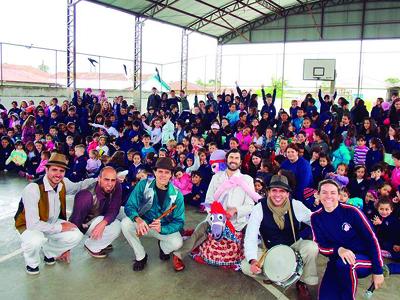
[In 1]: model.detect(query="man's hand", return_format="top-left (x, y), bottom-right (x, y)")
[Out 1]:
top-left (135, 217), bottom-right (149, 236)
top-left (57, 250), bottom-right (71, 263)
top-left (372, 274), bottom-right (384, 290)
top-left (226, 207), bottom-right (237, 219)
top-left (393, 245), bottom-right (400, 252)
top-left (338, 247), bottom-right (356, 265)
top-left (90, 220), bottom-right (107, 240)
top-left (249, 259), bottom-right (262, 274)
top-left (149, 219), bottom-right (161, 233)
top-left (61, 222), bottom-right (77, 232)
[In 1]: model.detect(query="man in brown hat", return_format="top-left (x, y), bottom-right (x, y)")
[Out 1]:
top-left (121, 157), bottom-right (185, 271)
top-left (15, 153), bottom-right (97, 275)
top-left (241, 175), bottom-right (318, 300)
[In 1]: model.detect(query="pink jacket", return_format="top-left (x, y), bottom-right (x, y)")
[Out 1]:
top-left (303, 127), bottom-right (315, 143)
top-left (172, 173), bottom-right (193, 195)
top-left (87, 141), bottom-right (98, 152)
top-left (391, 167), bottom-right (400, 190)
top-left (236, 132), bottom-right (252, 152)
top-left (36, 159), bottom-right (48, 174)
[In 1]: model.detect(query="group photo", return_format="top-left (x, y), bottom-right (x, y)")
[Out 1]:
top-left (0, 1), bottom-right (400, 299)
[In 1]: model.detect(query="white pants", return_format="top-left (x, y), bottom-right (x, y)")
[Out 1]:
top-left (20, 220), bottom-right (83, 268)
top-left (241, 239), bottom-right (319, 286)
top-left (84, 216), bottom-right (121, 253)
top-left (121, 217), bottom-right (183, 261)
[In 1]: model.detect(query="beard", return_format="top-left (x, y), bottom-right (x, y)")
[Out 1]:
top-left (227, 161), bottom-right (239, 171)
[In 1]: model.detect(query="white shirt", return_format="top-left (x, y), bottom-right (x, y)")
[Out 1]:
top-left (21, 175), bottom-right (97, 234)
top-left (205, 170), bottom-right (255, 231)
top-left (90, 123), bottom-right (119, 138)
top-left (244, 200), bottom-right (312, 262)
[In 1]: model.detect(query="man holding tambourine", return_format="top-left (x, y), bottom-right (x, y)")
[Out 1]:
top-left (242, 175), bottom-right (318, 300)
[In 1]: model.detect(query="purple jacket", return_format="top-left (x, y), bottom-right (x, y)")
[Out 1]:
top-left (70, 181), bottom-right (122, 228)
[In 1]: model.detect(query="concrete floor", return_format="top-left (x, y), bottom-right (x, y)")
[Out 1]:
top-left (0, 174), bottom-right (398, 300)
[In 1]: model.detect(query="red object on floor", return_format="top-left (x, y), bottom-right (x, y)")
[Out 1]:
top-left (182, 229), bottom-right (194, 237)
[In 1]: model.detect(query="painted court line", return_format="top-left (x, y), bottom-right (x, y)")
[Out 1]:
top-left (0, 210), bottom-right (73, 264)
top-left (0, 248), bottom-right (22, 263)
top-left (255, 278), bottom-right (289, 300)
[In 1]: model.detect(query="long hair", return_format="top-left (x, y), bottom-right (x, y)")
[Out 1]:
top-left (22, 115), bottom-right (35, 129)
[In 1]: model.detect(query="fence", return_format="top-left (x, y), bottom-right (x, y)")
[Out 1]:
top-left (1, 39), bottom-right (399, 111)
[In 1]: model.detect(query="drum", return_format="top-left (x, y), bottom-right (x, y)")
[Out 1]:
top-left (262, 245), bottom-right (303, 288)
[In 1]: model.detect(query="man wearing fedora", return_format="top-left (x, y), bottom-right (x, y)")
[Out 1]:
top-left (121, 157), bottom-right (185, 271)
top-left (241, 175), bottom-right (318, 300)
top-left (15, 153), bottom-right (98, 275)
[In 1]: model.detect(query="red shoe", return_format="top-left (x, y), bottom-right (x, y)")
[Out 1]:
top-left (173, 254), bottom-right (185, 272)
top-left (296, 281), bottom-right (312, 300)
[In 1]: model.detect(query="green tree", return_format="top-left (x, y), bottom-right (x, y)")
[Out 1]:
top-left (385, 77), bottom-right (400, 86)
top-left (195, 78), bottom-right (221, 88)
top-left (38, 60), bottom-right (49, 73)
top-left (254, 77), bottom-right (288, 98)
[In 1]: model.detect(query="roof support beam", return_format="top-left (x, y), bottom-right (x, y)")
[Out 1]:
top-left (67, 0), bottom-right (77, 91)
top-left (219, 0), bottom-right (365, 44)
top-left (134, 16), bottom-right (143, 110)
top-left (140, 0), bottom-right (180, 18)
top-left (236, 0), bottom-right (269, 17)
top-left (180, 29), bottom-right (189, 92)
top-left (194, 0), bottom-right (249, 23)
top-left (188, 1), bottom-right (251, 32)
top-left (258, 0), bottom-right (284, 16)
top-left (215, 44), bottom-right (222, 94)
top-left (145, 0), bottom-right (232, 31)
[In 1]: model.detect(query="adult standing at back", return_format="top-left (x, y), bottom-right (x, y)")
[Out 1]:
top-left (281, 143), bottom-right (313, 202)
top-left (147, 87), bottom-right (161, 111)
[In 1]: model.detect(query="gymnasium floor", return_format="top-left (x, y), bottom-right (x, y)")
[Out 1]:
top-left (0, 174), bottom-right (397, 300)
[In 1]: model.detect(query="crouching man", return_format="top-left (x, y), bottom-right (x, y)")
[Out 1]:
top-left (69, 166), bottom-right (122, 258)
top-left (121, 157), bottom-right (185, 271)
top-left (15, 153), bottom-right (97, 274)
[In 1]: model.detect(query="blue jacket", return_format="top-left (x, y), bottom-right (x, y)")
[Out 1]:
top-left (281, 157), bottom-right (313, 201)
top-left (124, 179), bottom-right (185, 235)
top-left (311, 203), bottom-right (383, 274)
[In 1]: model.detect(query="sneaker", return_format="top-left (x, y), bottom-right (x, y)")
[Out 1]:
top-left (172, 254), bottom-right (185, 271)
top-left (44, 256), bottom-right (56, 265)
top-left (133, 254), bottom-right (148, 271)
top-left (84, 245), bottom-right (108, 258)
top-left (296, 281), bottom-right (312, 300)
top-left (26, 265), bottom-right (40, 275)
top-left (158, 241), bottom-right (170, 261)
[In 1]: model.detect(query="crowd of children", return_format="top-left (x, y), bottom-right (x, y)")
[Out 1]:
top-left (0, 85), bottom-right (399, 272)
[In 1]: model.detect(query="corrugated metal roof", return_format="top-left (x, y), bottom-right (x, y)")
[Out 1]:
top-left (83, 0), bottom-right (400, 44)
top-left (85, 0), bottom-right (300, 38)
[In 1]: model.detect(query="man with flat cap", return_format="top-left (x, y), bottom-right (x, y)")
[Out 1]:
top-left (241, 175), bottom-right (318, 300)
top-left (121, 157), bottom-right (185, 271)
top-left (15, 153), bottom-right (97, 275)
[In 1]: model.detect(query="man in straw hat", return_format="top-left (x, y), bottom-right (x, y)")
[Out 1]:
top-left (121, 157), bottom-right (185, 271)
top-left (241, 174), bottom-right (318, 300)
top-left (15, 153), bottom-right (97, 275)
